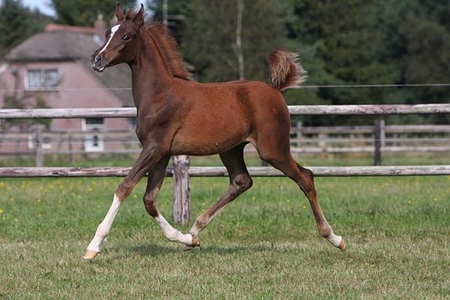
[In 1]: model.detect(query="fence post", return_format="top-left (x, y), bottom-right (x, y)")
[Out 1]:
top-left (34, 124), bottom-right (45, 167)
top-left (374, 119), bottom-right (385, 166)
top-left (68, 133), bottom-right (73, 164)
top-left (296, 121), bottom-right (303, 148)
top-left (173, 155), bottom-right (190, 225)
top-left (319, 132), bottom-right (326, 152)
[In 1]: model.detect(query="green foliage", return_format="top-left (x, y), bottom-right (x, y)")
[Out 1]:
top-left (0, 0), bottom-right (48, 56)
top-left (146, 0), bottom-right (450, 124)
top-left (1, 93), bottom-right (52, 129)
top-left (1, 93), bottom-right (26, 129)
top-left (150, 0), bottom-right (286, 82)
top-left (280, 0), bottom-right (450, 124)
top-left (33, 95), bottom-right (52, 128)
top-left (403, 20), bottom-right (450, 101)
top-left (50, 0), bottom-right (136, 27)
top-left (285, 1), bottom-right (394, 106)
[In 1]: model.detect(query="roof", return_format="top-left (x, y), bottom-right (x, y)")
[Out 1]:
top-left (4, 24), bottom-right (134, 107)
top-left (6, 31), bottom-right (98, 62)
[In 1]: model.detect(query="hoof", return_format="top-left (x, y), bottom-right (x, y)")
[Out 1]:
top-left (191, 235), bottom-right (201, 247)
top-left (83, 250), bottom-right (99, 260)
top-left (338, 238), bottom-right (347, 251)
top-left (185, 235), bottom-right (201, 250)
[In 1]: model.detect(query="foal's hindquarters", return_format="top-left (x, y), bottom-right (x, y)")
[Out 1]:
top-left (248, 87), bottom-right (346, 250)
top-left (181, 81), bottom-right (346, 250)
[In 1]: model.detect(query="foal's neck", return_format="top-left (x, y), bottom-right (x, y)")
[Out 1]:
top-left (129, 30), bottom-right (173, 108)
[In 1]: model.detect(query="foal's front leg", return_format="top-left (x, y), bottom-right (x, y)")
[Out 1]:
top-left (83, 148), bottom-right (160, 260)
top-left (143, 156), bottom-right (198, 246)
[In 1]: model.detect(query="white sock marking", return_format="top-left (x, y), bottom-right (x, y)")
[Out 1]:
top-left (98, 24), bottom-right (120, 55)
top-left (155, 215), bottom-right (193, 245)
top-left (87, 194), bottom-right (121, 253)
top-left (328, 231), bottom-right (343, 248)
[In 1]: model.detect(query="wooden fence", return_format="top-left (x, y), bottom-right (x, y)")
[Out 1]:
top-left (1, 104), bottom-right (450, 224)
top-left (2, 123), bottom-right (449, 162)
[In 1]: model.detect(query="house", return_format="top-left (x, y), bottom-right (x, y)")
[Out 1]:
top-left (0, 18), bottom-right (137, 154)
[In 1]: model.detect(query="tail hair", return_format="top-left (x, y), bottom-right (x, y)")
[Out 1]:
top-left (269, 50), bottom-right (307, 92)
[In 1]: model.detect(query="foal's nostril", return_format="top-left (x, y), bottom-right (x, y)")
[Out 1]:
top-left (91, 53), bottom-right (106, 72)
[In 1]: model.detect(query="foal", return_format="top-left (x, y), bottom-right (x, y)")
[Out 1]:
top-left (84, 3), bottom-right (345, 260)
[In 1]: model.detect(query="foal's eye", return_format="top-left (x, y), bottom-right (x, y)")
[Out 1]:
top-left (122, 35), bottom-right (131, 41)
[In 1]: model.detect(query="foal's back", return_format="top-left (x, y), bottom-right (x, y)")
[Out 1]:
top-left (168, 79), bottom-right (291, 156)
top-left (166, 50), bottom-right (304, 156)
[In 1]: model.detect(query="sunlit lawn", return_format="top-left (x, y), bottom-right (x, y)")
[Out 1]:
top-left (1, 173), bottom-right (449, 299)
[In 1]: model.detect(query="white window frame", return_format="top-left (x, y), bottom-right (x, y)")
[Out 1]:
top-left (26, 69), bottom-right (60, 90)
top-left (27, 135), bottom-right (52, 150)
top-left (82, 118), bottom-right (105, 152)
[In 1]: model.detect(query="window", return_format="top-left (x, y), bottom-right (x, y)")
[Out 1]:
top-left (27, 69), bottom-right (60, 90)
top-left (27, 135), bottom-right (52, 150)
top-left (83, 118), bottom-right (105, 131)
top-left (82, 118), bottom-right (105, 152)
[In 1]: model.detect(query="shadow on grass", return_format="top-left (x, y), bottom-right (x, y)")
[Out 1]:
top-left (121, 240), bottom-right (318, 258)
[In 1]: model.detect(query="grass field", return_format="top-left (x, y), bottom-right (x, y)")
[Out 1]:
top-left (1, 170), bottom-right (449, 299)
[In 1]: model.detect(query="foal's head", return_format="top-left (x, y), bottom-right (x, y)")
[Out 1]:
top-left (91, 3), bottom-right (145, 72)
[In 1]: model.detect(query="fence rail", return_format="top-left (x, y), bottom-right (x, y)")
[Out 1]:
top-left (1, 103), bottom-right (450, 119)
top-left (1, 104), bottom-right (449, 224)
top-left (1, 165), bottom-right (449, 178)
top-left (2, 123), bottom-right (449, 157)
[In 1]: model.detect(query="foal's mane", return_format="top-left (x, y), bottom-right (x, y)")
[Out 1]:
top-left (121, 8), bottom-right (192, 80)
top-left (145, 22), bottom-right (193, 80)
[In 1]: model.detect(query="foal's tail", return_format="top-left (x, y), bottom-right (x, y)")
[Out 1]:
top-left (269, 50), bottom-right (307, 92)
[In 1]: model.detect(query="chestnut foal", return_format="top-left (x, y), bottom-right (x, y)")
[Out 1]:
top-left (84, 3), bottom-right (345, 260)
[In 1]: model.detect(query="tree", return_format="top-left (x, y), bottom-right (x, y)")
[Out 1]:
top-left (51, 0), bottom-right (136, 27)
top-left (147, 0), bottom-right (450, 125)
top-left (286, 0), bottom-right (399, 106)
top-left (0, 0), bottom-right (49, 57)
top-left (149, 0), bottom-right (286, 83)
top-left (1, 93), bottom-right (52, 129)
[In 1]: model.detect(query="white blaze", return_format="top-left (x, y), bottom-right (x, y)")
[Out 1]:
top-left (98, 24), bottom-right (121, 55)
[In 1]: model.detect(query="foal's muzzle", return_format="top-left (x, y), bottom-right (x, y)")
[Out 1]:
top-left (91, 53), bottom-right (106, 72)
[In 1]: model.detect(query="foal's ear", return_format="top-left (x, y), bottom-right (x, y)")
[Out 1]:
top-left (116, 2), bottom-right (125, 21)
top-left (132, 4), bottom-right (145, 28)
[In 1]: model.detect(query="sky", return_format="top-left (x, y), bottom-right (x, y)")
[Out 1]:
top-left (22, 0), bottom-right (55, 16)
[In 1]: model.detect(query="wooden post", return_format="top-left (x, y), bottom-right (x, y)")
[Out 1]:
top-left (34, 124), bottom-right (45, 167)
top-left (173, 155), bottom-right (190, 225)
top-left (296, 121), bottom-right (303, 148)
top-left (374, 119), bottom-right (384, 166)
top-left (319, 132), bottom-right (326, 152)
top-left (68, 134), bottom-right (73, 164)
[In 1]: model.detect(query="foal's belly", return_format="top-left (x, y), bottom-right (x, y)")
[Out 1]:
top-left (170, 118), bottom-right (250, 156)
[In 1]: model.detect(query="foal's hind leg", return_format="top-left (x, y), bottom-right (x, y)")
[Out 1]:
top-left (187, 143), bottom-right (253, 248)
top-left (142, 156), bottom-right (196, 246)
top-left (267, 154), bottom-right (346, 250)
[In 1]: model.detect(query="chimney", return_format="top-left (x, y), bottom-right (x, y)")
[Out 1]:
top-left (94, 14), bottom-right (106, 44)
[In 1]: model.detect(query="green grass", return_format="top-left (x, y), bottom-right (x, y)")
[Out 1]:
top-left (1, 175), bottom-right (449, 299)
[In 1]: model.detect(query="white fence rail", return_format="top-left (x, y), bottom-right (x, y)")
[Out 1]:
top-left (1, 104), bottom-right (449, 177)
top-left (2, 123), bottom-right (449, 157)
top-left (1, 104), bottom-right (449, 224)
top-left (1, 104), bottom-right (450, 119)
top-left (1, 165), bottom-right (449, 178)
